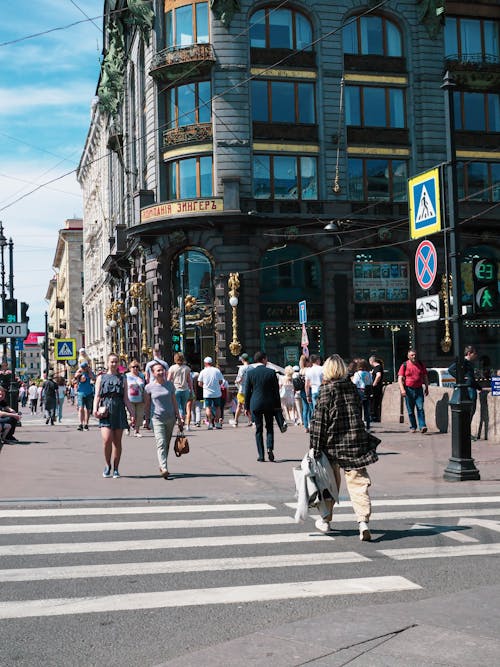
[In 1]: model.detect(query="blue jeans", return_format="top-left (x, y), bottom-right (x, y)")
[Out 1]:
top-left (175, 389), bottom-right (190, 417)
top-left (404, 386), bottom-right (426, 430)
top-left (57, 396), bottom-right (65, 422)
top-left (300, 390), bottom-right (311, 428)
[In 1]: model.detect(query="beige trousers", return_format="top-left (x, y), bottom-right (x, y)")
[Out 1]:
top-left (322, 465), bottom-right (372, 524)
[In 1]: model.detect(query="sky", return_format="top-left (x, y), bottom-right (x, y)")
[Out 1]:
top-left (0, 0), bottom-right (103, 331)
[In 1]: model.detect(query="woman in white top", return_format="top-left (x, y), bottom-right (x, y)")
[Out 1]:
top-left (167, 353), bottom-right (193, 428)
top-left (351, 358), bottom-right (373, 431)
top-left (279, 366), bottom-right (296, 422)
top-left (126, 360), bottom-right (146, 437)
top-left (56, 378), bottom-right (67, 422)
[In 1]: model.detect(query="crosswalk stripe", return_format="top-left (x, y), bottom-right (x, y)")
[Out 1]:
top-left (306, 508), bottom-right (500, 522)
top-left (0, 503), bottom-right (275, 519)
top-left (0, 531), bottom-right (332, 556)
top-left (0, 552), bottom-right (370, 583)
top-left (0, 576), bottom-right (420, 619)
top-left (285, 496), bottom-right (500, 510)
top-left (0, 516), bottom-right (294, 535)
top-left (378, 543), bottom-right (500, 560)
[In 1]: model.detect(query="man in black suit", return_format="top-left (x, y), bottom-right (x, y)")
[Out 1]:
top-left (245, 351), bottom-right (281, 462)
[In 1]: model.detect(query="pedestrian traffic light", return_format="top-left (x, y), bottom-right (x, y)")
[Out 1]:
top-left (3, 298), bottom-right (17, 323)
top-left (20, 302), bottom-right (29, 333)
top-left (172, 332), bottom-right (180, 352)
top-left (473, 258), bottom-right (498, 313)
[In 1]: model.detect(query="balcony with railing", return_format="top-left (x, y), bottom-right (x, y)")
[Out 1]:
top-left (445, 53), bottom-right (500, 89)
top-left (150, 43), bottom-right (216, 82)
top-left (162, 123), bottom-right (213, 151)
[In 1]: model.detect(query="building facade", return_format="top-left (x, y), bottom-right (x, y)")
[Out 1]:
top-left (45, 218), bottom-right (85, 376)
top-left (78, 0), bottom-right (500, 377)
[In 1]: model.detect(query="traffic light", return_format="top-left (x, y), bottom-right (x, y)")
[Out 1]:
top-left (172, 332), bottom-right (180, 352)
top-left (20, 302), bottom-right (29, 334)
top-left (3, 298), bottom-right (17, 323)
top-left (473, 258), bottom-right (498, 313)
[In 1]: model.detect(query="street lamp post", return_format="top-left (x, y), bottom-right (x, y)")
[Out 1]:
top-left (390, 325), bottom-right (400, 382)
top-left (0, 223), bottom-right (7, 359)
top-left (441, 71), bottom-right (480, 481)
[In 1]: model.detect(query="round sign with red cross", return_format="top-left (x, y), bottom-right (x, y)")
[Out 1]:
top-left (415, 240), bottom-right (437, 290)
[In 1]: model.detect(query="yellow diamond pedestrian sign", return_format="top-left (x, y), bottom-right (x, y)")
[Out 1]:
top-left (408, 167), bottom-right (442, 239)
top-left (54, 338), bottom-right (77, 361)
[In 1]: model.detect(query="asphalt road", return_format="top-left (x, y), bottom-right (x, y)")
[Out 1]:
top-left (1, 411), bottom-right (500, 665)
top-left (1, 495), bottom-right (500, 666)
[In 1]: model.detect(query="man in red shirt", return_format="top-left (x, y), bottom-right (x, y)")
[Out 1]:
top-left (398, 349), bottom-right (429, 433)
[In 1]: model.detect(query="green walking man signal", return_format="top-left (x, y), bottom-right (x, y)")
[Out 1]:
top-left (473, 259), bottom-right (498, 314)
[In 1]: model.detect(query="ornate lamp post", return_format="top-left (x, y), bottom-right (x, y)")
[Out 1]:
top-left (129, 282), bottom-right (152, 358)
top-left (228, 272), bottom-right (242, 357)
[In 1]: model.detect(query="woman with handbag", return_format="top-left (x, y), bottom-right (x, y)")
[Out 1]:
top-left (126, 359), bottom-right (146, 437)
top-left (93, 353), bottom-right (135, 479)
top-left (309, 354), bottom-right (379, 541)
top-left (144, 362), bottom-right (184, 479)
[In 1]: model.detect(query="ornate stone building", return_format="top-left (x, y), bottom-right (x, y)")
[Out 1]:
top-left (78, 0), bottom-right (499, 377)
top-left (45, 219), bottom-right (85, 376)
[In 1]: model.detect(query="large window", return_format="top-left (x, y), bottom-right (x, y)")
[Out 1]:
top-left (453, 92), bottom-right (500, 132)
top-left (167, 81), bottom-right (211, 129)
top-left (343, 15), bottom-right (402, 57)
top-left (167, 155), bottom-right (213, 199)
top-left (253, 155), bottom-right (318, 200)
top-left (251, 80), bottom-right (316, 124)
top-left (165, 1), bottom-right (209, 49)
top-left (348, 158), bottom-right (407, 201)
top-left (445, 17), bottom-right (500, 62)
top-left (458, 162), bottom-right (500, 202)
top-left (250, 8), bottom-right (312, 50)
top-left (346, 85), bottom-right (405, 128)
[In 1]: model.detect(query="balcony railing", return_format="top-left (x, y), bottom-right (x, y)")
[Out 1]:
top-left (162, 123), bottom-right (212, 150)
top-left (150, 43), bottom-right (216, 82)
top-left (444, 53), bottom-right (500, 89)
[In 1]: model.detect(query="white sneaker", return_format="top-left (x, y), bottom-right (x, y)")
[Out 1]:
top-left (134, 432), bottom-right (142, 438)
top-left (185, 424), bottom-right (191, 431)
top-left (359, 521), bottom-right (371, 541)
top-left (315, 518), bottom-right (331, 533)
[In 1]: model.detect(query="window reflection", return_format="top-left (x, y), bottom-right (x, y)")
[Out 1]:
top-left (250, 7), bottom-right (313, 50)
top-left (343, 15), bottom-right (402, 57)
top-left (167, 156), bottom-right (213, 200)
top-left (348, 158), bottom-right (407, 201)
top-left (165, 1), bottom-right (209, 49)
top-left (253, 155), bottom-right (318, 200)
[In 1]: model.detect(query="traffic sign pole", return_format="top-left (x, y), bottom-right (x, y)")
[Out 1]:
top-left (441, 71), bottom-right (479, 482)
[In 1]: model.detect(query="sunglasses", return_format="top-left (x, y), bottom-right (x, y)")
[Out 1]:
top-left (130, 366), bottom-right (139, 369)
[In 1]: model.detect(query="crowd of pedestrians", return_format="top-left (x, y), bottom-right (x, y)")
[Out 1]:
top-left (4, 340), bottom-right (494, 543)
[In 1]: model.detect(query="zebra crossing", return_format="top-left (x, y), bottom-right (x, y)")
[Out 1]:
top-left (1, 496), bottom-right (500, 622)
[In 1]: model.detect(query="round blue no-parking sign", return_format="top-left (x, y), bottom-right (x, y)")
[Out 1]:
top-left (415, 240), bottom-right (437, 290)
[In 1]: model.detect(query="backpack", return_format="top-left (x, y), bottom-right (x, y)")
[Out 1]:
top-left (293, 375), bottom-right (305, 392)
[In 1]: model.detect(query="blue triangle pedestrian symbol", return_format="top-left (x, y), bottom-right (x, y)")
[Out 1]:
top-left (416, 184), bottom-right (436, 223)
top-left (58, 342), bottom-right (73, 357)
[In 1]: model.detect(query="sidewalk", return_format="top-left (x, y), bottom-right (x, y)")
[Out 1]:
top-left (1, 411), bottom-right (499, 503)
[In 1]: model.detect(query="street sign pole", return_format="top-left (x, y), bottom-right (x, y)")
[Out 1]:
top-left (442, 71), bottom-right (479, 481)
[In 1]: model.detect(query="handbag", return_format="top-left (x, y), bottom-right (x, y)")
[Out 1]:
top-left (174, 430), bottom-right (190, 457)
top-left (97, 401), bottom-right (109, 418)
top-left (274, 409), bottom-right (288, 433)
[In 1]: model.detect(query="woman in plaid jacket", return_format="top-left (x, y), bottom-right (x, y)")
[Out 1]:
top-left (309, 354), bottom-right (379, 541)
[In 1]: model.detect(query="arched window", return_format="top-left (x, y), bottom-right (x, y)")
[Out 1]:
top-left (343, 15), bottom-right (402, 57)
top-left (250, 7), bottom-right (313, 51)
top-left (172, 249), bottom-right (213, 305)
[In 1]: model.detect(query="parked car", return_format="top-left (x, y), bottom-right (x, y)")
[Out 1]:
top-left (428, 367), bottom-right (456, 388)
